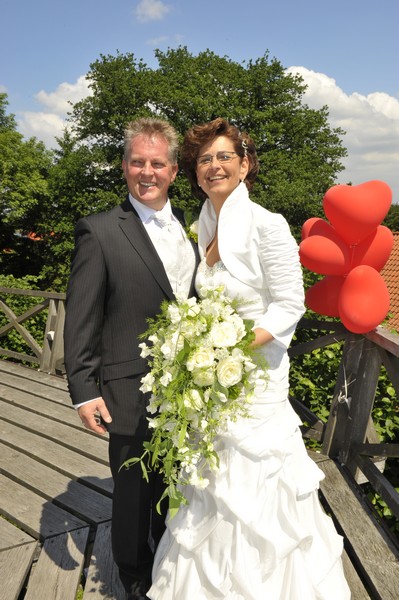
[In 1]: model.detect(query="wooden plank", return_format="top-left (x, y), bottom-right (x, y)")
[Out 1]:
top-left (0, 370), bottom-right (70, 403)
top-left (0, 400), bottom-right (109, 465)
top-left (0, 420), bottom-right (113, 494)
top-left (366, 326), bottom-right (399, 358)
top-left (0, 300), bottom-right (43, 357)
top-left (0, 515), bottom-right (36, 550)
top-left (0, 360), bottom-right (68, 390)
top-left (0, 474), bottom-right (87, 540)
top-left (317, 457), bottom-right (399, 599)
top-left (0, 287), bottom-right (65, 300)
top-left (0, 383), bottom-right (85, 429)
top-left (24, 528), bottom-right (89, 600)
top-left (0, 542), bottom-right (38, 600)
top-left (341, 552), bottom-right (371, 599)
top-left (0, 444), bottom-right (112, 524)
top-left (83, 522), bottom-right (128, 600)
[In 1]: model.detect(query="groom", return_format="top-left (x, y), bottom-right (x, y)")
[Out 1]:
top-left (64, 117), bottom-right (198, 599)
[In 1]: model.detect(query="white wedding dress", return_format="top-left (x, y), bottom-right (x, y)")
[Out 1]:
top-left (148, 257), bottom-right (350, 599)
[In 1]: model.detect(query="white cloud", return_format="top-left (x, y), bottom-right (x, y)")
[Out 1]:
top-left (18, 112), bottom-right (67, 146)
top-left (35, 76), bottom-right (91, 115)
top-left (16, 75), bottom-right (92, 148)
top-left (146, 33), bottom-right (184, 46)
top-left (134, 0), bottom-right (171, 23)
top-left (286, 66), bottom-right (399, 203)
top-left (16, 67), bottom-right (399, 205)
top-left (146, 35), bottom-right (169, 46)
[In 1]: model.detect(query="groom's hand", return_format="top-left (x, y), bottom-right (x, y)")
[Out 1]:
top-left (78, 398), bottom-right (112, 434)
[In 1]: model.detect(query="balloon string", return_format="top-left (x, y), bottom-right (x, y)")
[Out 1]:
top-left (348, 243), bottom-right (358, 273)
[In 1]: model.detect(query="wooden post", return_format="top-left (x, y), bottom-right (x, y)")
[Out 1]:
top-left (343, 339), bottom-right (382, 475)
top-left (322, 333), bottom-right (364, 459)
top-left (40, 299), bottom-right (66, 375)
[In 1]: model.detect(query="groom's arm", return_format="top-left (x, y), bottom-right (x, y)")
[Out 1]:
top-left (64, 217), bottom-right (107, 406)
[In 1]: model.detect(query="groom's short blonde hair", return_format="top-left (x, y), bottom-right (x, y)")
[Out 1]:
top-left (124, 117), bottom-right (179, 164)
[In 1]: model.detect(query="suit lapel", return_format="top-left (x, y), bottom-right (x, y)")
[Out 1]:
top-left (117, 198), bottom-right (175, 299)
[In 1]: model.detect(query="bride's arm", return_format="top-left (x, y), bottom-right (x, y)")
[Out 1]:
top-left (251, 327), bottom-right (274, 347)
top-left (257, 213), bottom-right (305, 349)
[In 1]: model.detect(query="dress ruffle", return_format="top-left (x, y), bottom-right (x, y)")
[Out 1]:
top-left (148, 401), bottom-right (350, 599)
top-left (148, 233), bottom-right (350, 599)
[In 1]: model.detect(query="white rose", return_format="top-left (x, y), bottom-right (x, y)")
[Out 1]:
top-left (226, 314), bottom-right (246, 340)
top-left (190, 220), bottom-right (199, 235)
top-left (186, 347), bottom-right (215, 371)
top-left (183, 389), bottom-right (204, 411)
top-left (217, 356), bottom-right (243, 387)
top-left (193, 369), bottom-right (215, 387)
top-left (209, 321), bottom-right (239, 347)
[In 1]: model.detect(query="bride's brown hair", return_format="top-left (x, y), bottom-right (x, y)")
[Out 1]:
top-left (181, 118), bottom-right (259, 202)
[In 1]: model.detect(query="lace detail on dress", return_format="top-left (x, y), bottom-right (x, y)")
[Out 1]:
top-left (198, 257), bottom-right (227, 276)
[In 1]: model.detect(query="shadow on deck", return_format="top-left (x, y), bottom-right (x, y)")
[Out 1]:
top-left (0, 358), bottom-right (398, 599)
top-left (0, 360), bottom-right (129, 600)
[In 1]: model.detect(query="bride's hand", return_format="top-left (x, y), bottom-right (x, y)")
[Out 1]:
top-left (251, 327), bottom-right (274, 347)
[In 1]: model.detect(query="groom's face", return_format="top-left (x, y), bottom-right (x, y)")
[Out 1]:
top-left (122, 134), bottom-right (178, 211)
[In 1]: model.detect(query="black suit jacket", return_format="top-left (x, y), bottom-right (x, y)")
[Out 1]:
top-left (64, 197), bottom-right (199, 435)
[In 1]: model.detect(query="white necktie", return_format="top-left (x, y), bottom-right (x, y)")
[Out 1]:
top-left (152, 211), bottom-right (173, 229)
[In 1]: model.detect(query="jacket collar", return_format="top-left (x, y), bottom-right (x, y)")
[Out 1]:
top-left (118, 197), bottom-right (175, 299)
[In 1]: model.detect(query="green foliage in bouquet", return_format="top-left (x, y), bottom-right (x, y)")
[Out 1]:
top-left (122, 287), bottom-right (268, 518)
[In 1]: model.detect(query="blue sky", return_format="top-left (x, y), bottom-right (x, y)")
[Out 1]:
top-left (1, 0), bottom-right (398, 201)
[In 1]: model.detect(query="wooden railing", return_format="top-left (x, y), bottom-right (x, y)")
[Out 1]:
top-left (289, 318), bottom-right (399, 529)
top-left (0, 286), bottom-right (66, 375)
top-left (1, 286), bottom-right (398, 536)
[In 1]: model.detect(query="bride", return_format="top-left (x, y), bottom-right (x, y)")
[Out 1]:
top-left (148, 118), bottom-right (350, 599)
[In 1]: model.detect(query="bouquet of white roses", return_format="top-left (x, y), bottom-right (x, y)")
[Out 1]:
top-left (122, 286), bottom-right (268, 518)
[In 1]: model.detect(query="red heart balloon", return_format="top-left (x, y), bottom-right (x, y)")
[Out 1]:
top-left (302, 217), bottom-right (335, 240)
top-left (351, 225), bottom-right (394, 272)
top-left (323, 180), bottom-right (392, 245)
top-left (299, 234), bottom-right (350, 275)
top-left (305, 275), bottom-right (345, 317)
top-left (338, 265), bottom-right (390, 333)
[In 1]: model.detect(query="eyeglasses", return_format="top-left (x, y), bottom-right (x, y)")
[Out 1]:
top-left (197, 151), bottom-right (238, 167)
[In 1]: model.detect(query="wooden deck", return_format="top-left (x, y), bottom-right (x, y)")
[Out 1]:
top-left (1, 359), bottom-right (399, 599)
top-left (0, 360), bottom-right (128, 600)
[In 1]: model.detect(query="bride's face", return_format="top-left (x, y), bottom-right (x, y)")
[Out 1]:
top-left (195, 136), bottom-right (249, 205)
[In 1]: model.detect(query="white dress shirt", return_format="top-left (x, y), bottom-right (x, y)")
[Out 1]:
top-left (129, 194), bottom-right (196, 298)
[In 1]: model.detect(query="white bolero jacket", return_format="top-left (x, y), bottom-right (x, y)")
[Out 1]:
top-left (197, 183), bottom-right (305, 349)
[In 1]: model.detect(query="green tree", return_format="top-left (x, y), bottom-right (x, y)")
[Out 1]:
top-left (67, 47), bottom-right (347, 235)
top-left (0, 93), bottom-right (53, 278)
top-left (42, 131), bottom-right (122, 289)
top-left (383, 202), bottom-right (399, 232)
top-left (3, 48), bottom-right (348, 286)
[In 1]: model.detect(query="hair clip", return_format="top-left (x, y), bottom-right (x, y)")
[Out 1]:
top-left (241, 139), bottom-right (248, 157)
